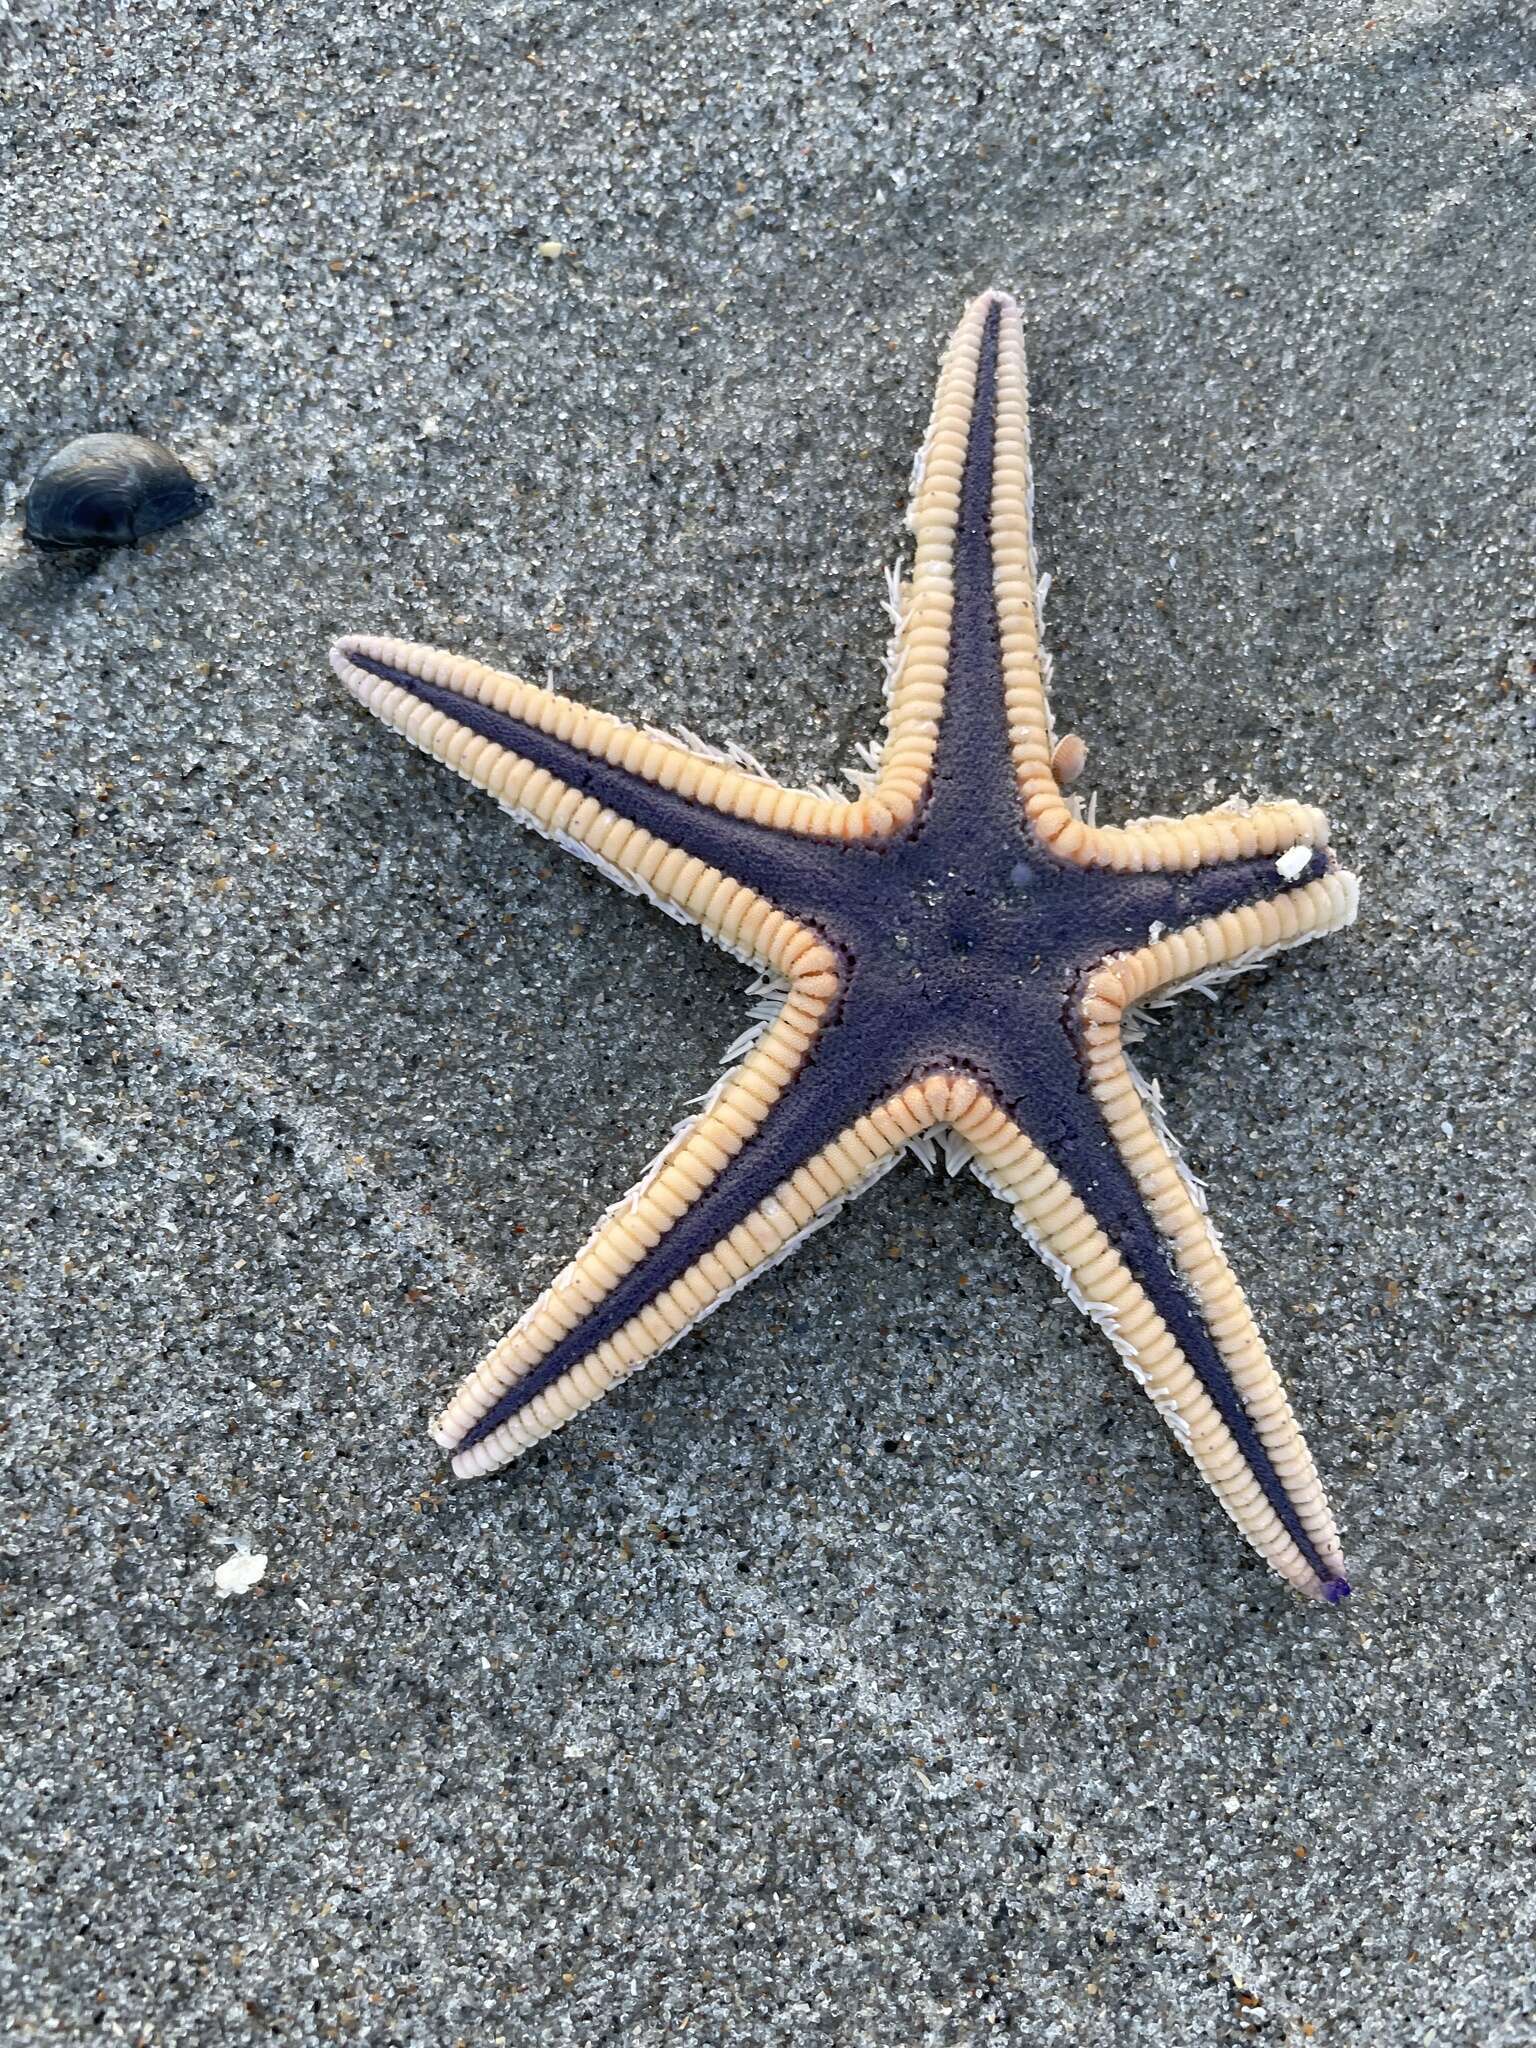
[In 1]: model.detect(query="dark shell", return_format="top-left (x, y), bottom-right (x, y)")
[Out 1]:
top-left (23, 433), bottom-right (210, 553)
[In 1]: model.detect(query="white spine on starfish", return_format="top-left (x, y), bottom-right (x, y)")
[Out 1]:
top-left (882, 560), bottom-right (905, 630)
top-left (727, 977), bottom-right (794, 1058)
top-left (904, 1128), bottom-right (940, 1174)
top-left (1125, 1063), bottom-right (1211, 1217)
top-left (935, 1121), bottom-right (978, 1178)
top-left (637, 723), bottom-right (773, 781)
top-left (547, 819), bottom-right (690, 928)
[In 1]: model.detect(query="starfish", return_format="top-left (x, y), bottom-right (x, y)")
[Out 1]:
top-left (331, 291), bottom-right (1358, 1601)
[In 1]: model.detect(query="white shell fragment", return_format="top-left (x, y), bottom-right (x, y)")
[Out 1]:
top-left (214, 1545), bottom-right (268, 1597)
top-left (1275, 843), bottom-right (1313, 880)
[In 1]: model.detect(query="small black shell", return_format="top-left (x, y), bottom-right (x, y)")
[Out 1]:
top-left (23, 433), bottom-right (210, 553)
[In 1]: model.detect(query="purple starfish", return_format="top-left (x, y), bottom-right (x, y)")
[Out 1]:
top-left (333, 291), bottom-right (1357, 1601)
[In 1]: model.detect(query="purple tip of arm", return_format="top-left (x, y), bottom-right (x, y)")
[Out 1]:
top-left (1323, 1577), bottom-right (1352, 1605)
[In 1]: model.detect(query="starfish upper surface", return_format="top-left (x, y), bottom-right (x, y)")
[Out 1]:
top-left (332, 292), bottom-right (1358, 1601)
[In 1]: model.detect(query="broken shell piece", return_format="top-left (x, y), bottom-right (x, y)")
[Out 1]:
top-left (214, 1546), bottom-right (267, 1597)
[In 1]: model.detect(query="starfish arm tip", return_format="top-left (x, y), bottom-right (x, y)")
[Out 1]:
top-left (330, 630), bottom-right (374, 674)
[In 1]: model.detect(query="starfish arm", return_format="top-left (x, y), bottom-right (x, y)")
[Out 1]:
top-left (948, 1086), bottom-right (1349, 1602)
top-left (334, 633), bottom-right (891, 841)
top-left (333, 633), bottom-right (852, 975)
top-left (960, 293), bottom-right (1333, 873)
top-left (1079, 796), bottom-right (1336, 877)
top-left (1053, 866), bottom-right (1360, 1598)
top-left (873, 290), bottom-right (1013, 833)
top-left (433, 1072), bottom-right (980, 1479)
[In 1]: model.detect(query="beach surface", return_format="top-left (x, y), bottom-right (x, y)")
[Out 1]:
top-left (2, 4), bottom-right (1533, 2042)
